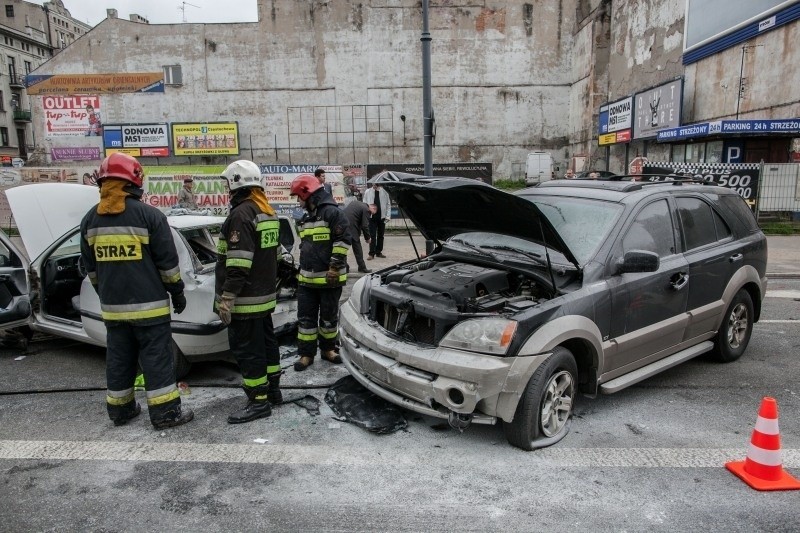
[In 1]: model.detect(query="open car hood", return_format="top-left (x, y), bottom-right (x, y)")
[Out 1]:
top-left (6, 183), bottom-right (100, 260)
top-left (373, 172), bottom-right (580, 268)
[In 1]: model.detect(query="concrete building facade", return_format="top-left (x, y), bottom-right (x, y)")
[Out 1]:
top-left (25, 0), bottom-right (800, 176)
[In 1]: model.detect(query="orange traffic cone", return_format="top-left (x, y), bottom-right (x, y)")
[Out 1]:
top-left (725, 396), bottom-right (800, 491)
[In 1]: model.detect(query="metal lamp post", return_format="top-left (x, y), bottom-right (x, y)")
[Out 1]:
top-left (421, 0), bottom-right (433, 176)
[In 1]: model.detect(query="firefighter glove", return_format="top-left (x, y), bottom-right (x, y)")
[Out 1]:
top-left (217, 293), bottom-right (235, 325)
top-left (326, 267), bottom-right (340, 285)
top-left (172, 292), bottom-right (187, 314)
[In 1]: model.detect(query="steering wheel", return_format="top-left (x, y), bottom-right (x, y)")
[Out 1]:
top-left (77, 255), bottom-right (87, 278)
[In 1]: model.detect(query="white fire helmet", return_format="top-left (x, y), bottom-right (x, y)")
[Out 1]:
top-left (221, 160), bottom-right (263, 192)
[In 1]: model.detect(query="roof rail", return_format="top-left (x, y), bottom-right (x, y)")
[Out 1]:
top-left (619, 176), bottom-right (714, 192)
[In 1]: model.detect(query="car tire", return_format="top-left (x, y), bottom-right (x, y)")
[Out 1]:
top-left (712, 289), bottom-right (754, 363)
top-left (503, 346), bottom-right (577, 451)
top-left (172, 341), bottom-right (192, 380)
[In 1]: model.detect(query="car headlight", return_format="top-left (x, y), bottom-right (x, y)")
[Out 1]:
top-left (439, 318), bottom-right (517, 355)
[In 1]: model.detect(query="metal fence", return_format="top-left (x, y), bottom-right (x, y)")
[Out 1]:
top-left (755, 163), bottom-right (800, 224)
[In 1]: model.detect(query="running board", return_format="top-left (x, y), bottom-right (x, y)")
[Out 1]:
top-left (599, 341), bottom-right (714, 394)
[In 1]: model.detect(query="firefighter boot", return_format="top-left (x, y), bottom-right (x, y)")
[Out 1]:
top-left (227, 385), bottom-right (272, 424)
top-left (109, 400), bottom-right (141, 427)
top-left (151, 405), bottom-right (195, 430)
top-left (321, 349), bottom-right (342, 364)
top-left (267, 372), bottom-right (283, 405)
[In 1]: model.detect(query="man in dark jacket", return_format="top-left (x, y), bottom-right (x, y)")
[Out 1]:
top-left (80, 153), bottom-right (193, 430)
top-left (289, 175), bottom-right (352, 371)
top-left (216, 160), bottom-right (282, 423)
top-left (342, 200), bottom-right (376, 273)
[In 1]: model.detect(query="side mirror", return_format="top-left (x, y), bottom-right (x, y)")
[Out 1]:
top-left (617, 250), bottom-right (659, 274)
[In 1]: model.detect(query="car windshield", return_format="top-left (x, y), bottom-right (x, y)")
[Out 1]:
top-left (521, 195), bottom-right (623, 263)
top-left (179, 226), bottom-right (218, 274)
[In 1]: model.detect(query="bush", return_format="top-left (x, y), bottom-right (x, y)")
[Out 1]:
top-left (493, 179), bottom-right (526, 191)
top-left (759, 222), bottom-right (800, 235)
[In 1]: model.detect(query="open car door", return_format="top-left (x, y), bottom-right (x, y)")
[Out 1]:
top-left (0, 230), bottom-right (31, 331)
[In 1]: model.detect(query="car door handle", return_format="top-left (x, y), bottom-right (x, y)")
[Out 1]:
top-left (729, 253), bottom-right (743, 263)
top-left (670, 272), bottom-right (689, 291)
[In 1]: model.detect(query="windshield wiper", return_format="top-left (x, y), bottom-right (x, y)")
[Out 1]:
top-left (482, 245), bottom-right (546, 266)
top-left (448, 239), bottom-right (498, 260)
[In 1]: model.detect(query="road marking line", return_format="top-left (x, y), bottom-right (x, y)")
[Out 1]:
top-left (758, 320), bottom-right (800, 324)
top-left (765, 290), bottom-right (800, 299)
top-left (0, 440), bottom-right (798, 468)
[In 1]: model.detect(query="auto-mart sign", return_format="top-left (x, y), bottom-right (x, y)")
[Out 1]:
top-left (657, 118), bottom-right (800, 142)
top-left (103, 123), bottom-right (170, 157)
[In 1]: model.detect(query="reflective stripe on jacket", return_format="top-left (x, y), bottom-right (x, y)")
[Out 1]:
top-left (80, 197), bottom-right (184, 325)
top-left (297, 189), bottom-right (351, 288)
top-left (214, 198), bottom-right (279, 318)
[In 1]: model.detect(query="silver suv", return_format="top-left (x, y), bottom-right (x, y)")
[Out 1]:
top-left (339, 173), bottom-right (767, 450)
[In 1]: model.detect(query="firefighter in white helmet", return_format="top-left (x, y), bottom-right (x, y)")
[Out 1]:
top-left (216, 160), bottom-right (282, 423)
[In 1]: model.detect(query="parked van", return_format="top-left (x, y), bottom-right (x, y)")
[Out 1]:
top-left (525, 151), bottom-right (556, 185)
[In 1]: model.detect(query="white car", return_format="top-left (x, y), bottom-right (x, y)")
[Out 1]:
top-left (0, 183), bottom-right (299, 377)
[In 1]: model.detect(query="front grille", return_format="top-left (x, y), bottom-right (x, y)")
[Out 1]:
top-left (376, 301), bottom-right (437, 345)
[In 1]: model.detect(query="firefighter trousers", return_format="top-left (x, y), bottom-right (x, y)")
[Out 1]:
top-left (297, 285), bottom-right (342, 357)
top-left (106, 321), bottom-right (182, 424)
top-left (227, 314), bottom-right (281, 389)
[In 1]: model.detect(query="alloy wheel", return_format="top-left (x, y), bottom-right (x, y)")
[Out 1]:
top-left (727, 302), bottom-right (750, 349)
top-left (540, 370), bottom-right (575, 437)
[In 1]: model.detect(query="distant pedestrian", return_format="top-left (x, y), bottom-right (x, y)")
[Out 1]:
top-left (564, 169), bottom-right (575, 179)
top-left (588, 171), bottom-right (600, 179)
top-left (315, 168), bottom-right (332, 195)
top-left (80, 153), bottom-right (192, 430)
top-left (342, 199), bottom-right (376, 273)
top-left (362, 182), bottom-right (390, 260)
top-left (177, 178), bottom-right (198, 209)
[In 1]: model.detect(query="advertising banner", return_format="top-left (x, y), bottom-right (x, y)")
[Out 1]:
top-left (633, 78), bottom-right (683, 140)
top-left (141, 164), bottom-right (346, 216)
top-left (103, 123), bottom-right (170, 157)
top-left (50, 147), bottom-right (102, 162)
top-left (643, 161), bottom-right (760, 202)
top-left (365, 163), bottom-right (493, 183)
top-left (0, 166), bottom-right (99, 227)
top-left (42, 95), bottom-right (102, 138)
top-left (172, 123), bottom-right (239, 156)
top-left (25, 73), bottom-right (164, 95)
top-left (599, 96), bottom-right (633, 135)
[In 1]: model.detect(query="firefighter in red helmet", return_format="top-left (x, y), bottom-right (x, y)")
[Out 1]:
top-left (80, 153), bottom-right (193, 429)
top-left (289, 174), bottom-right (351, 371)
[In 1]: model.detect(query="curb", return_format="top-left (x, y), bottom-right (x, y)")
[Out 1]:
top-left (767, 272), bottom-right (800, 280)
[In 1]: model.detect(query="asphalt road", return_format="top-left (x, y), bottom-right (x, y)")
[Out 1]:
top-left (1, 238), bottom-right (799, 531)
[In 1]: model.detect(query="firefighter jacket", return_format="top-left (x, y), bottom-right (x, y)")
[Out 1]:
top-left (297, 189), bottom-right (351, 288)
top-left (215, 195), bottom-right (279, 319)
top-left (80, 196), bottom-right (184, 325)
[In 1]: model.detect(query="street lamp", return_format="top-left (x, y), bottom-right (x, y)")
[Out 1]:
top-left (421, 0), bottom-right (433, 176)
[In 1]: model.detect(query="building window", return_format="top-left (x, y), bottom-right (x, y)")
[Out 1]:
top-left (0, 90), bottom-right (4, 111)
top-left (163, 65), bottom-right (182, 86)
top-left (1, 128), bottom-right (9, 146)
top-left (23, 61), bottom-right (30, 74)
top-left (5, 5), bottom-right (14, 17)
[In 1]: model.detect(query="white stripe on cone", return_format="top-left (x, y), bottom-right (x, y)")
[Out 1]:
top-left (754, 416), bottom-right (779, 435)
top-left (747, 444), bottom-right (783, 467)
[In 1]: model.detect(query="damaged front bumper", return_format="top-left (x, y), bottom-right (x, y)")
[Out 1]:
top-left (339, 300), bottom-right (545, 424)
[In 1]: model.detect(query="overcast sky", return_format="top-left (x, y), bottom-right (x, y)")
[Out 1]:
top-left (29, 0), bottom-right (259, 26)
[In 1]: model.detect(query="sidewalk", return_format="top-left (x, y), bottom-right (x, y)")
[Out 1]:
top-left (353, 234), bottom-right (800, 280)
